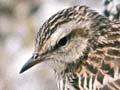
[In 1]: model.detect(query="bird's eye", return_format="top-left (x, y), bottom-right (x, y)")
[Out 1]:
top-left (54, 35), bottom-right (69, 49)
top-left (58, 36), bottom-right (68, 46)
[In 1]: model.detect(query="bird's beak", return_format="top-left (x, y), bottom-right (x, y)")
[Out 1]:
top-left (20, 55), bottom-right (42, 74)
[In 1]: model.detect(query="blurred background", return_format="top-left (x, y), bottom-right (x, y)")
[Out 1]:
top-left (0, 0), bottom-right (119, 90)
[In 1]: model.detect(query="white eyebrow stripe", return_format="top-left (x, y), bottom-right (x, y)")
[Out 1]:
top-left (51, 27), bottom-right (72, 42)
top-left (40, 22), bottom-right (74, 54)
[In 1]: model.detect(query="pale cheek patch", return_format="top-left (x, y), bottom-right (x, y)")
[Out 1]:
top-left (62, 38), bottom-right (88, 63)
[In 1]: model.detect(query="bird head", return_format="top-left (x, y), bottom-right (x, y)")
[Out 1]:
top-left (20, 6), bottom-right (107, 73)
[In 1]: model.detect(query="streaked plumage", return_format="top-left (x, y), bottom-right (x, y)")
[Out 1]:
top-left (20, 6), bottom-right (120, 90)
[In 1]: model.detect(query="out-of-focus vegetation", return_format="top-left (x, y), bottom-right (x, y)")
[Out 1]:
top-left (0, 0), bottom-right (119, 90)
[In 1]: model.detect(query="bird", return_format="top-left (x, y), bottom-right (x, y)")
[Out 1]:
top-left (20, 5), bottom-right (120, 90)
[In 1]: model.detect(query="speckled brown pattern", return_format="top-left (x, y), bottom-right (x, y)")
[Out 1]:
top-left (20, 5), bottom-right (120, 90)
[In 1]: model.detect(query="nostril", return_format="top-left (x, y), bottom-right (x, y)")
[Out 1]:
top-left (33, 53), bottom-right (39, 59)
